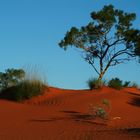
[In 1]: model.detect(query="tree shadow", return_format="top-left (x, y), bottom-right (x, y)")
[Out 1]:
top-left (30, 110), bottom-right (107, 125)
top-left (127, 92), bottom-right (140, 97)
top-left (30, 117), bottom-right (64, 122)
top-left (60, 110), bottom-right (107, 125)
top-left (60, 110), bottom-right (80, 114)
top-left (60, 110), bottom-right (92, 120)
top-left (122, 128), bottom-right (140, 138)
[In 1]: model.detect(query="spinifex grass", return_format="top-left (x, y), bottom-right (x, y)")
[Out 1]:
top-left (0, 65), bottom-right (48, 102)
top-left (16, 79), bottom-right (45, 101)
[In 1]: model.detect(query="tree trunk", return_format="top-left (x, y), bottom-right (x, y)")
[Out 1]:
top-left (98, 73), bottom-right (104, 87)
top-left (98, 58), bottom-right (111, 87)
top-left (98, 57), bottom-right (104, 87)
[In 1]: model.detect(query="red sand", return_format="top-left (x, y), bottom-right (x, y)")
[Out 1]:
top-left (0, 86), bottom-right (140, 140)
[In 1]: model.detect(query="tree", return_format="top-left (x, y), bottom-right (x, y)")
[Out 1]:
top-left (0, 68), bottom-right (25, 90)
top-left (59, 5), bottom-right (140, 85)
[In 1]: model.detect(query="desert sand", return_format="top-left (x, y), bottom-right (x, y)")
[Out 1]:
top-left (0, 86), bottom-right (140, 140)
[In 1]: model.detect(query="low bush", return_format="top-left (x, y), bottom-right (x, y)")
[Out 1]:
top-left (0, 66), bottom-right (48, 102)
top-left (0, 79), bottom-right (46, 102)
top-left (87, 78), bottom-right (102, 90)
top-left (108, 77), bottom-right (123, 90)
top-left (88, 99), bottom-right (111, 120)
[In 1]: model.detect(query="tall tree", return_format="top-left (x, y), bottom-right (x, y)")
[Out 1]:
top-left (59, 5), bottom-right (140, 85)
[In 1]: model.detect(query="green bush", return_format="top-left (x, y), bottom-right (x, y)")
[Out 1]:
top-left (87, 78), bottom-right (106, 90)
top-left (87, 78), bottom-right (102, 90)
top-left (0, 66), bottom-right (48, 102)
top-left (0, 79), bottom-right (46, 102)
top-left (102, 99), bottom-right (110, 106)
top-left (88, 99), bottom-right (111, 119)
top-left (108, 77), bottom-right (123, 90)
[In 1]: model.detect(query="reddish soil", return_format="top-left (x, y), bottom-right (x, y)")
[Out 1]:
top-left (0, 86), bottom-right (140, 140)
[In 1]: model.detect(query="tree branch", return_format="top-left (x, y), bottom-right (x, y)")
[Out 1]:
top-left (109, 38), bottom-right (125, 47)
top-left (86, 58), bottom-right (100, 75)
top-left (102, 47), bottom-right (135, 75)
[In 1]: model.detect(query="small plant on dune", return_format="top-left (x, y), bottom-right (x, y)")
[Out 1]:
top-left (87, 78), bottom-right (104, 90)
top-left (108, 77), bottom-right (123, 90)
top-left (102, 99), bottom-right (110, 106)
top-left (88, 99), bottom-right (111, 120)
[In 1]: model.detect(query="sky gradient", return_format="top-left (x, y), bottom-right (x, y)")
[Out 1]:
top-left (0, 0), bottom-right (140, 89)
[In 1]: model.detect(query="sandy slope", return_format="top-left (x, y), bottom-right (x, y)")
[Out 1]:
top-left (0, 86), bottom-right (140, 140)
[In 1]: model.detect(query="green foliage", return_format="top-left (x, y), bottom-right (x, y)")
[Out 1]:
top-left (108, 77), bottom-right (123, 90)
top-left (0, 79), bottom-right (45, 102)
top-left (59, 4), bottom-right (140, 81)
top-left (88, 99), bottom-right (111, 119)
top-left (95, 107), bottom-right (107, 119)
top-left (0, 67), bottom-right (47, 102)
top-left (87, 77), bottom-right (107, 90)
top-left (0, 69), bottom-right (25, 91)
top-left (18, 79), bottom-right (45, 100)
top-left (102, 99), bottom-right (110, 106)
top-left (87, 78), bottom-right (101, 90)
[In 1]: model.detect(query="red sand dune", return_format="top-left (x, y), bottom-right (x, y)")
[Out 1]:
top-left (0, 86), bottom-right (140, 140)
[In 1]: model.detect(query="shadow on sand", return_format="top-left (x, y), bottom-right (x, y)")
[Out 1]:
top-left (60, 110), bottom-right (108, 125)
top-left (128, 97), bottom-right (140, 107)
top-left (121, 128), bottom-right (140, 138)
top-left (29, 110), bottom-right (107, 126)
top-left (30, 117), bottom-right (64, 122)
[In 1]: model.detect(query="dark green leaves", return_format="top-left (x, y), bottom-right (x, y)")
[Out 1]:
top-left (0, 68), bottom-right (25, 90)
top-left (59, 27), bottom-right (80, 50)
top-left (91, 4), bottom-right (116, 28)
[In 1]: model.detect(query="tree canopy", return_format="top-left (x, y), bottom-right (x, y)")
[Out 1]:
top-left (59, 5), bottom-right (140, 84)
top-left (0, 68), bottom-right (25, 90)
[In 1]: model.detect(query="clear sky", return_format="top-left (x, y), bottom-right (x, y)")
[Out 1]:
top-left (0, 0), bottom-right (140, 89)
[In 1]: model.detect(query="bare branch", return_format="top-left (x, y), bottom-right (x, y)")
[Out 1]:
top-left (109, 38), bottom-right (125, 47)
top-left (85, 57), bottom-right (100, 75)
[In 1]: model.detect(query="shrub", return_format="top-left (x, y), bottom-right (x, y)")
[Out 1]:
top-left (0, 66), bottom-right (48, 102)
top-left (0, 79), bottom-right (46, 102)
top-left (94, 107), bottom-right (107, 119)
top-left (87, 78), bottom-right (102, 90)
top-left (88, 99), bottom-right (111, 119)
top-left (102, 99), bottom-right (110, 106)
top-left (108, 77), bottom-right (123, 90)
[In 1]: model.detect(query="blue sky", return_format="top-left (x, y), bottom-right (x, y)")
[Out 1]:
top-left (0, 0), bottom-right (140, 89)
